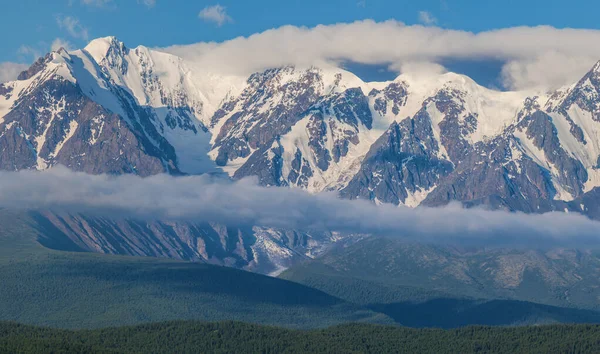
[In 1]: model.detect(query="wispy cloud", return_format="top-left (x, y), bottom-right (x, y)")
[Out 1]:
top-left (56, 15), bottom-right (89, 41)
top-left (199, 4), bottom-right (233, 27)
top-left (418, 11), bottom-right (437, 25)
top-left (440, 0), bottom-right (449, 11)
top-left (0, 62), bottom-right (29, 83)
top-left (137, 0), bottom-right (156, 8)
top-left (17, 45), bottom-right (41, 60)
top-left (1, 166), bottom-right (599, 248)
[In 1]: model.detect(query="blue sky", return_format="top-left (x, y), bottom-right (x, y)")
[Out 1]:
top-left (1, 0), bottom-right (599, 64)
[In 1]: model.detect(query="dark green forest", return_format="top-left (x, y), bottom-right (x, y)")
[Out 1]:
top-left (2, 210), bottom-right (600, 330)
top-left (2, 321), bottom-right (600, 354)
top-left (0, 212), bottom-right (388, 329)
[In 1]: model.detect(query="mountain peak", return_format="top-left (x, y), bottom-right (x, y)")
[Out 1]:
top-left (84, 36), bottom-right (127, 63)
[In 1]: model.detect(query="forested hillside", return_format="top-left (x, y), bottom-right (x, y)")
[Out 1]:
top-left (1, 321), bottom-right (600, 354)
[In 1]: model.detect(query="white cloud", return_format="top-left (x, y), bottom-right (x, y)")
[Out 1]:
top-left (51, 38), bottom-right (73, 52)
top-left (137, 0), bottom-right (155, 8)
top-left (0, 62), bottom-right (29, 83)
top-left (391, 61), bottom-right (447, 77)
top-left (1, 166), bottom-right (599, 248)
top-left (500, 51), bottom-right (596, 90)
top-left (162, 21), bottom-right (600, 90)
top-left (56, 15), bottom-right (89, 40)
top-left (199, 4), bottom-right (233, 27)
top-left (418, 11), bottom-right (437, 25)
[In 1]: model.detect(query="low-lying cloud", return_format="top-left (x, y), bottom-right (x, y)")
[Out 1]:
top-left (162, 20), bottom-right (600, 90)
top-left (2, 167), bottom-right (600, 248)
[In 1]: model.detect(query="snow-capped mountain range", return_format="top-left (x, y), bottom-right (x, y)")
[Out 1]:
top-left (3, 36), bottom-right (600, 273)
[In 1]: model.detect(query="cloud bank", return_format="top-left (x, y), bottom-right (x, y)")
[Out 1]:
top-left (2, 167), bottom-right (600, 248)
top-left (163, 20), bottom-right (600, 90)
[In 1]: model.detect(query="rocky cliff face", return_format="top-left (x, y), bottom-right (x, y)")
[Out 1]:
top-left (3, 37), bottom-right (600, 273)
top-left (0, 69), bottom-right (172, 175)
top-left (209, 66), bottom-right (377, 190)
top-left (340, 106), bottom-right (453, 206)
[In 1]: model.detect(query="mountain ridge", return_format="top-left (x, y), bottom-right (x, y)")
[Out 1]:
top-left (3, 37), bottom-right (600, 273)
top-left (1, 36), bottom-right (542, 189)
